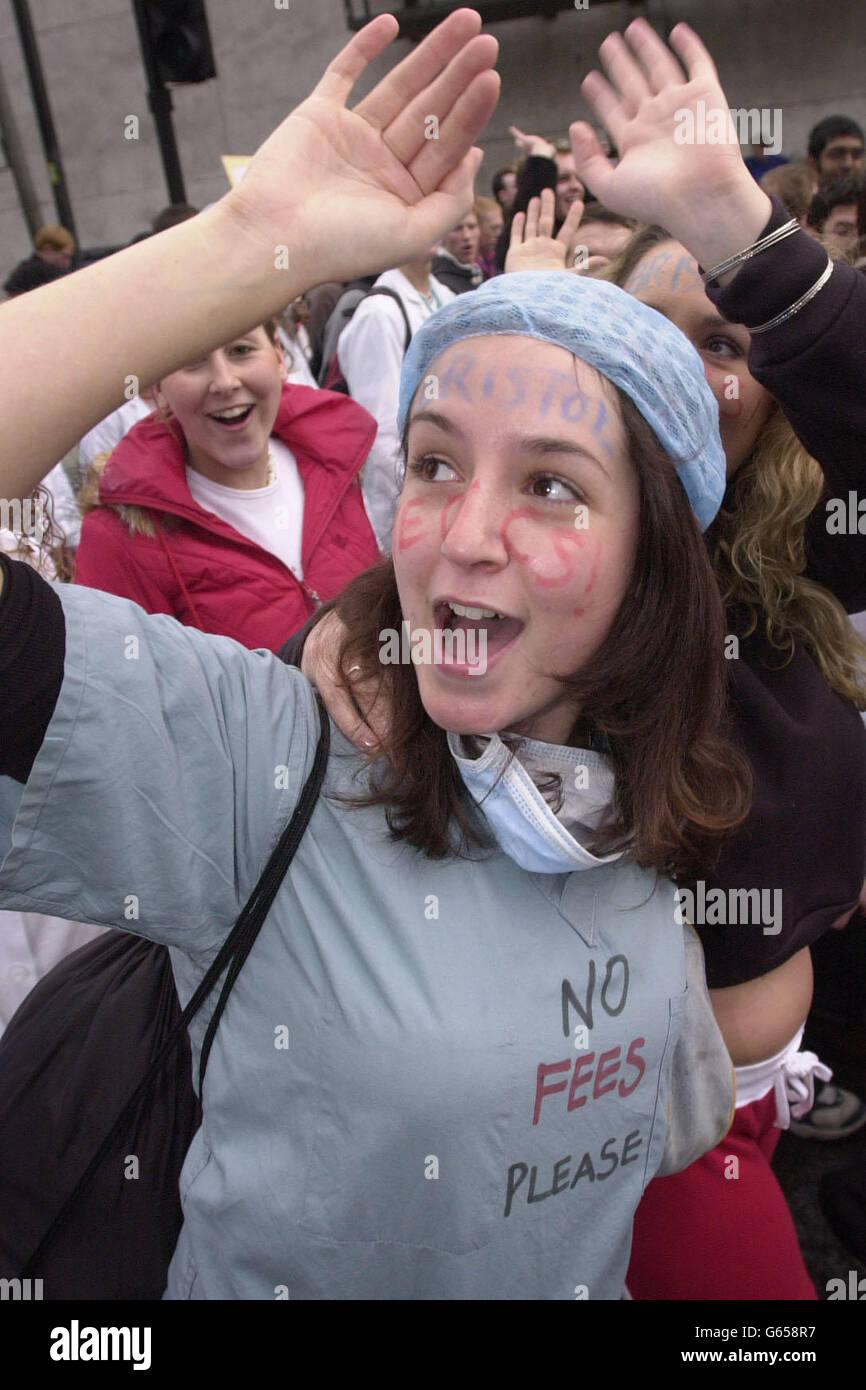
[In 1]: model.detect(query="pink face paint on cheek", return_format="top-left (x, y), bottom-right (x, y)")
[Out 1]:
top-left (572, 539), bottom-right (604, 613)
top-left (580, 535), bottom-right (602, 597)
top-left (502, 510), bottom-right (596, 589)
top-left (500, 506), bottom-right (540, 564)
top-left (530, 530), bottom-right (586, 588)
top-left (396, 497), bottom-right (427, 550)
top-left (737, 395), bottom-right (766, 428)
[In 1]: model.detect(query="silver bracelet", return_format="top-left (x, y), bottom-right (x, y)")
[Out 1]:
top-left (749, 257), bottom-right (834, 333)
top-left (701, 217), bottom-right (800, 285)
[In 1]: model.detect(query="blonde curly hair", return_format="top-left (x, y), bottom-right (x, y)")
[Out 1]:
top-left (713, 404), bottom-right (866, 706)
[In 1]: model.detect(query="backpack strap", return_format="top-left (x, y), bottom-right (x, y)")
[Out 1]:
top-left (364, 286), bottom-right (413, 354)
top-left (197, 698), bottom-right (329, 1087)
top-left (22, 691), bottom-right (330, 1277)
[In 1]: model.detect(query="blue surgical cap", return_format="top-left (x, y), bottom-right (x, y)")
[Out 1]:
top-left (397, 270), bottom-right (726, 531)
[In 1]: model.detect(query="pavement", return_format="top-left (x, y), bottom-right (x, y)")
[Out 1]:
top-left (774, 1122), bottom-right (866, 1298)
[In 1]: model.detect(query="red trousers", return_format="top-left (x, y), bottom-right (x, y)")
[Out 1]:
top-left (626, 1091), bottom-right (817, 1300)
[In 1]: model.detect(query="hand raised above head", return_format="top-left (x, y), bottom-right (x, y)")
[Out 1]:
top-left (509, 125), bottom-right (556, 160)
top-left (226, 10), bottom-right (500, 291)
top-left (505, 188), bottom-right (585, 273)
top-left (568, 18), bottom-right (770, 265)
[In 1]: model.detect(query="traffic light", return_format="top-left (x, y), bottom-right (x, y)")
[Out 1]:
top-left (137, 0), bottom-right (217, 84)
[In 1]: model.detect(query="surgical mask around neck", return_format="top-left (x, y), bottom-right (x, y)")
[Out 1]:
top-left (447, 731), bottom-right (623, 874)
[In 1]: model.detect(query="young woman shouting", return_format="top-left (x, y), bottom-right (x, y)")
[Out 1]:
top-left (0, 11), bottom-right (741, 1299)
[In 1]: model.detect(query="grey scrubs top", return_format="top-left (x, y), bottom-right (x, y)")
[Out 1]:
top-left (0, 584), bottom-right (688, 1300)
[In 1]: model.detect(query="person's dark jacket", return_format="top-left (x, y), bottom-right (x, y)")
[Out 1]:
top-left (431, 251), bottom-right (481, 296)
top-left (3, 254), bottom-right (68, 297)
top-left (494, 154), bottom-right (561, 273)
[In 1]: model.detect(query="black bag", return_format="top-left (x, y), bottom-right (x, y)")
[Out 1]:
top-left (0, 697), bottom-right (329, 1299)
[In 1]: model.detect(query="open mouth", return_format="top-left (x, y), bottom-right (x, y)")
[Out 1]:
top-left (209, 405), bottom-right (255, 429)
top-left (434, 599), bottom-right (524, 663)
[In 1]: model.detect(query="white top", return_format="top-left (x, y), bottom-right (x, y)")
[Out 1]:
top-left (185, 437), bottom-right (305, 580)
top-left (338, 267), bottom-right (455, 551)
top-left (279, 324), bottom-right (319, 389)
top-left (78, 395), bottom-right (153, 471)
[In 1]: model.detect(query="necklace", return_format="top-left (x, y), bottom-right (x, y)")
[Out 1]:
top-left (421, 284), bottom-right (442, 311)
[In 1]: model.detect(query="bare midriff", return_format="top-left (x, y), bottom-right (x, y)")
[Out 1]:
top-left (709, 945), bottom-right (814, 1068)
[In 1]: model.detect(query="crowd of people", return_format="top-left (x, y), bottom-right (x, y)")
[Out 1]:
top-left (0, 8), bottom-right (865, 1303)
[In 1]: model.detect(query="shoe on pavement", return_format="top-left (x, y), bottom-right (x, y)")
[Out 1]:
top-left (790, 1082), bottom-right (866, 1140)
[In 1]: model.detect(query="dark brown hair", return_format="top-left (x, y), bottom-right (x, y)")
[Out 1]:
top-left (330, 388), bottom-right (751, 879)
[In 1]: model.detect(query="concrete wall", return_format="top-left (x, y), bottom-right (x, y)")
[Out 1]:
top-left (2, 0), bottom-right (865, 281)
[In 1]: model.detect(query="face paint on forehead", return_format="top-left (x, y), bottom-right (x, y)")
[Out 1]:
top-left (430, 354), bottom-right (620, 452)
top-left (668, 253), bottom-right (701, 293)
top-left (626, 249), bottom-right (701, 296)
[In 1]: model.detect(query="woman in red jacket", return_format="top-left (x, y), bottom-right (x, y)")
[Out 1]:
top-left (75, 319), bottom-right (380, 651)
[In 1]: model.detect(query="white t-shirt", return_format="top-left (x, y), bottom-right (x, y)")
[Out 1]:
top-left (185, 437), bottom-right (305, 580)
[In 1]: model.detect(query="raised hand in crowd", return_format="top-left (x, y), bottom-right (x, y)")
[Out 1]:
top-left (569, 18), bottom-right (771, 277)
top-left (0, 9), bottom-right (499, 511)
top-left (504, 187), bottom-right (585, 273)
top-left (507, 124), bottom-right (556, 159)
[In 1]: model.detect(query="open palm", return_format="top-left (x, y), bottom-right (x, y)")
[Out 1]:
top-left (228, 10), bottom-right (500, 288)
top-left (569, 19), bottom-right (747, 230)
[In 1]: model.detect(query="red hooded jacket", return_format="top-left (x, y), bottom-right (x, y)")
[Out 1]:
top-left (75, 383), bottom-right (381, 651)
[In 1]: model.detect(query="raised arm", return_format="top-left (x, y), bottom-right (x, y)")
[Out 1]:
top-left (569, 19), bottom-right (771, 276)
top-left (0, 10), bottom-right (498, 519)
top-left (570, 18), bottom-right (866, 604)
top-left (492, 134), bottom-right (560, 273)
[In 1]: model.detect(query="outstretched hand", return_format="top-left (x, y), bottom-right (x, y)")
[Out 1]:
top-left (505, 189), bottom-right (584, 273)
top-left (226, 10), bottom-right (500, 288)
top-left (509, 124), bottom-right (556, 159)
top-left (569, 19), bottom-right (770, 263)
